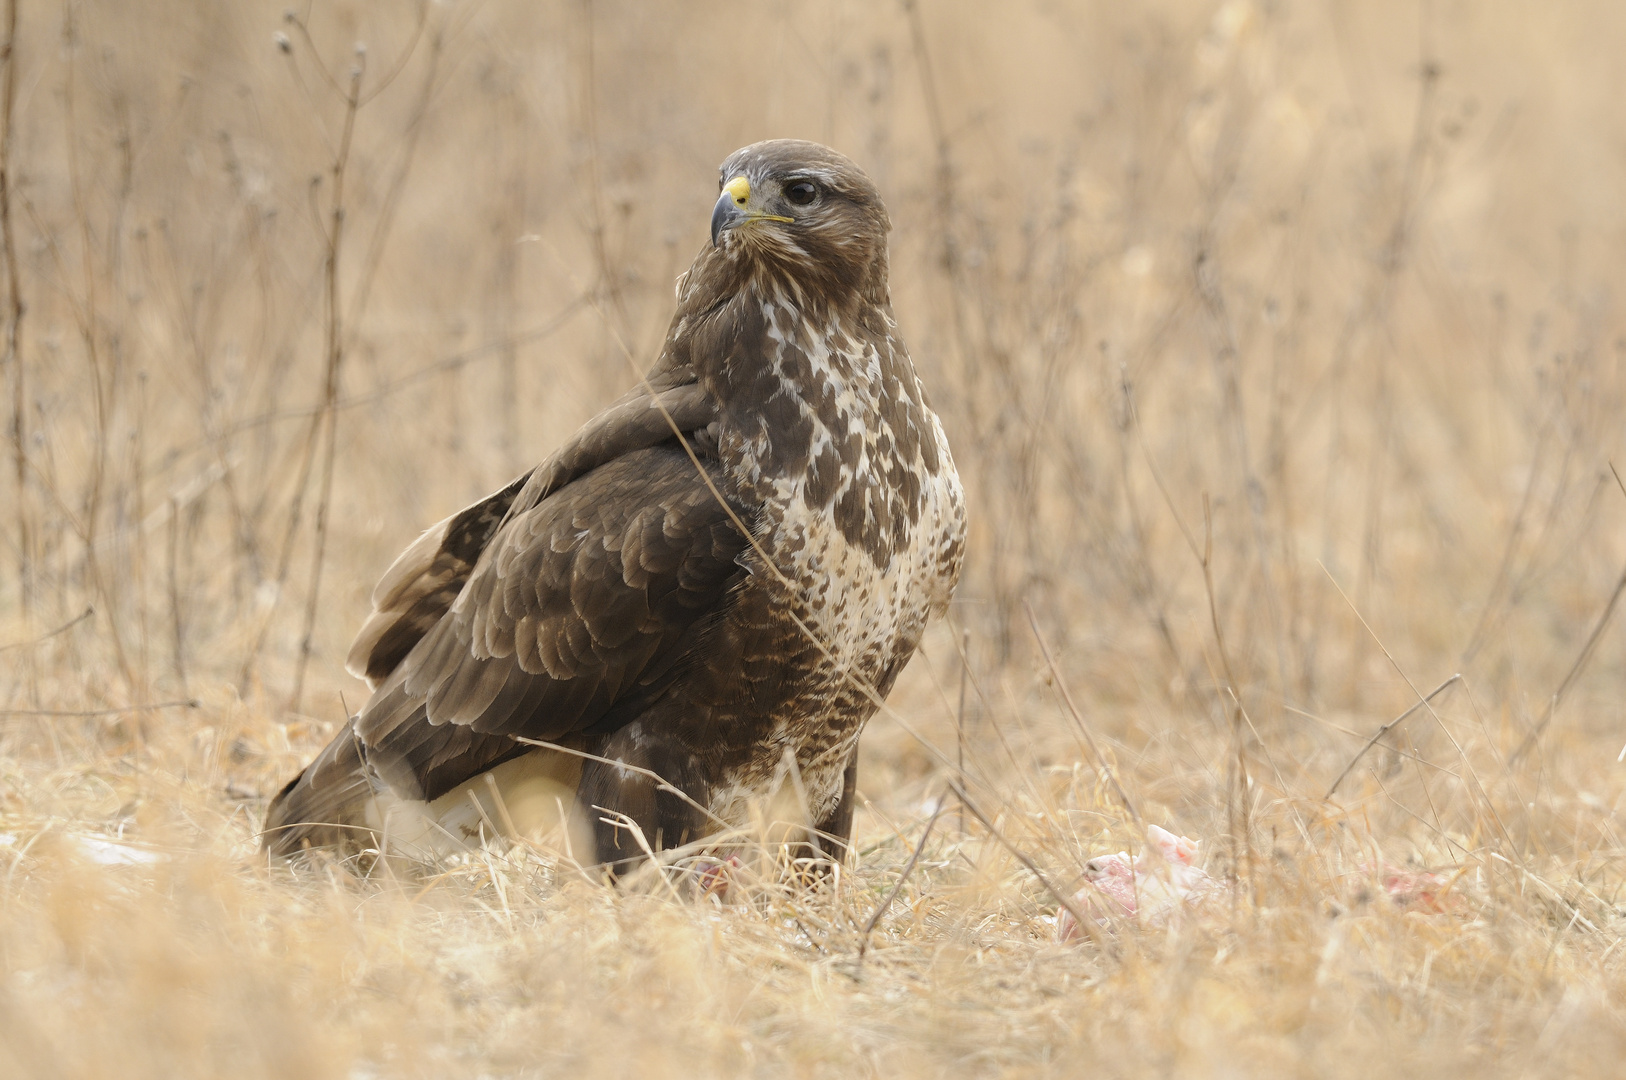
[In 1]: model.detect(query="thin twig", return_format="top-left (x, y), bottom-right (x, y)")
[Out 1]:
top-left (344, 6), bottom-right (437, 348)
top-left (1320, 561), bottom-right (1524, 866)
top-left (0, 0), bottom-right (28, 623)
top-left (1, 699), bottom-right (199, 717)
top-left (61, 9), bottom-right (136, 692)
top-left (950, 780), bottom-right (1107, 951)
top-left (956, 627), bottom-right (969, 836)
top-left (1024, 601), bottom-right (1141, 825)
top-left (854, 798), bottom-right (944, 972)
top-left (1507, 462), bottom-right (1626, 766)
top-left (357, 1), bottom-right (429, 107)
top-left (165, 294), bottom-right (592, 482)
top-left (290, 48), bottom-right (366, 712)
top-left (237, 275), bottom-right (329, 691)
top-left (0, 606), bottom-right (93, 652)
top-left (166, 497), bottom-right (187, 693)
top-left (1197, 495), bottom-right (1253, 890)
top-left (1324, 674), bottom-right (1462, 799)
top-left (575, 0), bottom-right (629, 347)
top-left (1285, 702), bottom-right (1461, 779)
top-left (511, 736), bottom-right (732, 834)
top-left (592, 806), bottom-right (685, 901)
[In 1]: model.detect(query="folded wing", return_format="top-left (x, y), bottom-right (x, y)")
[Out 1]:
top-left (344, 378), bottom-right (717, 688)
top-left (356, 444), bottom-right (747, 802)
top-left (263, 378), bottom-right (740, 855)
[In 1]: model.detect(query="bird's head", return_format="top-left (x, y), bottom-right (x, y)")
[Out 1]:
top-left (707, 140), bottom-right (891, 304)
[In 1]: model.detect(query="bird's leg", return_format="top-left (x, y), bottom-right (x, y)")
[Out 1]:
top-left (805, 745), bottom-right (859, 868)
top-left (579, 722), bottom-right (710, 879)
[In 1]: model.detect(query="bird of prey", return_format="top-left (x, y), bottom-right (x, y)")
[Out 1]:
top-left (263, 140), bottom-right (966, 872)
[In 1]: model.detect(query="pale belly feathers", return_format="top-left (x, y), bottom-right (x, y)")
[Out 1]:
top-left (703, 295), bottom-right (967, 829)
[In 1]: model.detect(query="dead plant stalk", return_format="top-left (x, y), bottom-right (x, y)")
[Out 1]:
top-left (290, 47), bottom-right (365, 713)
top-left (0, 0), bottom-right (26, 626)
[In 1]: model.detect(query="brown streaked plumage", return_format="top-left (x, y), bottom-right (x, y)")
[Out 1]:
top-left (263, 140), bottom-right (967, 871)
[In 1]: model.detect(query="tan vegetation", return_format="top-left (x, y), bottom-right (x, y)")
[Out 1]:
top-left (3, 1), bottom-right (1626, 1076)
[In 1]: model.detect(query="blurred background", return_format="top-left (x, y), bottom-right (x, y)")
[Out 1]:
top-left (3, 2), bottom-right (1626, 1074)
top-left (5, 0), bottom-right (1621, 799)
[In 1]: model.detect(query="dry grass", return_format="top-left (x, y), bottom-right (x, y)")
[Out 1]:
top-left (4, 1), bottom-right (1626, 1076)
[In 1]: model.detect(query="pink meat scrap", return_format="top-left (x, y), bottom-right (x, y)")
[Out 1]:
top-left (1057, 825), bottom-right (1222, 941)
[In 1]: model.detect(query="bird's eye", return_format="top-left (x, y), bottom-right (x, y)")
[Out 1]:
top-left (784, 181), bottom-right (819, 206)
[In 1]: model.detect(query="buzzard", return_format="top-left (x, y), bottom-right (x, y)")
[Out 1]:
top-left (263, 140), bottom-right (966, 872)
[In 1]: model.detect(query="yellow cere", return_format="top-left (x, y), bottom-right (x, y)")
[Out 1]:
top-left (724, 175), bottom-right (751, 207)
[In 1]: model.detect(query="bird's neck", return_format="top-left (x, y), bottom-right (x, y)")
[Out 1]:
top-left (722, 277), bottom-right (904, 412)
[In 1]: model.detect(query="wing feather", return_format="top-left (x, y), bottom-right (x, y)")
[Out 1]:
top-left (343, 380), bottom-right (716, 688)
top-left (265, 378), bottom-right (738, 850)
top-left (349, 444), bottom-right (746, 803)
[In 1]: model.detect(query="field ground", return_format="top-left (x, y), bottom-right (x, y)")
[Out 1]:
top-left (4, 2), bottom-right (1626, 1076)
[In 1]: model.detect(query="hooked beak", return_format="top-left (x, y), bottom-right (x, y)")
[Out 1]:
top-left (710, 174), bottom-right (793, 247)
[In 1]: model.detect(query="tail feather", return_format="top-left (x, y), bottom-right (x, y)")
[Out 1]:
top-left (263, 721), bottom-right (594, 861)
top-left (262, 720), bottom-right (377, 857)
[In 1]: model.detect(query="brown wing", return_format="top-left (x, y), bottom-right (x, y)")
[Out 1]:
top-left (345, 379), bottom-right (718, 688)
top-left (352, 443), bottom-right (747, 804)
top-left (263, 376), bottom-right (729, 854)
top-left (345, 472), bottom-right (533, 688)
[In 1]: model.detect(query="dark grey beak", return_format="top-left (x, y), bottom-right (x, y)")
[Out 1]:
top-left (711, 190), bottom-right (745, 248)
